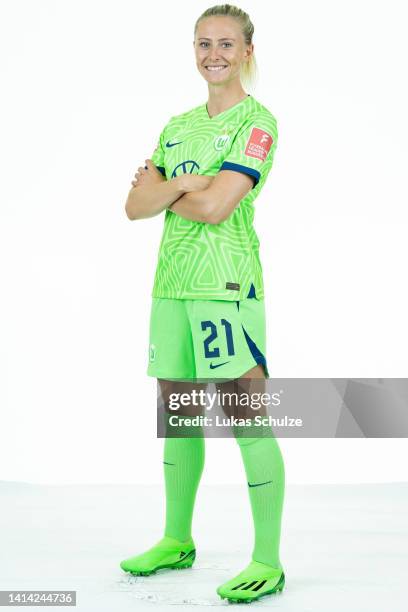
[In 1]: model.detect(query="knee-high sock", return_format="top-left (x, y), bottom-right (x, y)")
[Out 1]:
top-left (235, 429), bottom-right (285, 568)
top-left (163, 425), bottom-right (205, 542)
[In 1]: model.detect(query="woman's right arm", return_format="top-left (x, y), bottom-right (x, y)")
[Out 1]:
top-left (125, 164), bottom-right (214, 221)
top-left (125, 175), bottom-right (185, 220)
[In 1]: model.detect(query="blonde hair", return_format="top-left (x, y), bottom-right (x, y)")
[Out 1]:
top-left (194, 4), bottom-right (258, 91)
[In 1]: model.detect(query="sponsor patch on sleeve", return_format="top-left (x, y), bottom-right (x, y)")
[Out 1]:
top-left (244, 127), bottom-right (273, 161)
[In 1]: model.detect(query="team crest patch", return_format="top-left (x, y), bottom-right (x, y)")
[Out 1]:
top-left (244, 127), bottom-right (273, 161)
top-left (214, 134), bottom-right (230, 150)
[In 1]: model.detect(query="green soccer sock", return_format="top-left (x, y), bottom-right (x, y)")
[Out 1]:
top-left (234, 423), bottom-right (285, 568)
top-left (163, 414), bottom-right (205, 542)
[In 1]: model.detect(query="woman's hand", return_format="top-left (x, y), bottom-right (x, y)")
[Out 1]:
top-left (131, 159), bottom-right (165, 188)
top-left (131, 159), bottom-right (214, 194)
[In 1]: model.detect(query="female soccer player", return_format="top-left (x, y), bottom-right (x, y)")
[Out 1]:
top-left (120, 4), bottom-right (285, 604)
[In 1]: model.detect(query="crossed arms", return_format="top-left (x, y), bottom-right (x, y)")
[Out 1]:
top-left (124, 159), bottom-right (254, 225)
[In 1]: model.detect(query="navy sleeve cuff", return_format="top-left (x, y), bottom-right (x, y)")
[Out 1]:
top-left (219, 161), bottom-right (260, 188)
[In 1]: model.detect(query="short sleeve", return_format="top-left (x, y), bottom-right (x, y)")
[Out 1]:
top-left (219, 113), bottom-right (278, 188)
top-left (150, 123), bottom-right (168, 178)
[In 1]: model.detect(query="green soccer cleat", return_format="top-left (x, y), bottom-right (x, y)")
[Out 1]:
top-left (216, 560), bottom-right (285, 603)
top-left (119, 535), bottom-right (196, 576)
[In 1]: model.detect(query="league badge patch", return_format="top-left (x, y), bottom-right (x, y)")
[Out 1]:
top-left (244, 127), bottom-right (273, 161)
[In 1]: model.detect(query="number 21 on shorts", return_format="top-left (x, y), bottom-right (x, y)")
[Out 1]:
top-left (200, 319), bottom-right (235, 359)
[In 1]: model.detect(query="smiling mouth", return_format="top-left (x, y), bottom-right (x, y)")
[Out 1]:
top-left (205, 65), bottom-right (228, 71)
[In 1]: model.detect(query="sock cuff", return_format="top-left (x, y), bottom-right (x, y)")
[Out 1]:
top-left (233, 419), bottom-right (275, 446)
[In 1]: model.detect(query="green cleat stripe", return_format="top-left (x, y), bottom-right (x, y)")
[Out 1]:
top-left (231, 582), bottom-right (247, 591)
top-left (242, 580), bottom-right (258, 590)
top-left (252, 579), bottom-right (266, 591)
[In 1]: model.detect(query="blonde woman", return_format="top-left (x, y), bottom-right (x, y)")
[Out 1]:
top-left (120, 4), bottom-right (285, 604)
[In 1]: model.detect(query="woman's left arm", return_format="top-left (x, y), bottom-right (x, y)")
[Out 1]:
top-left (168, 170), bottom-right (254, 225)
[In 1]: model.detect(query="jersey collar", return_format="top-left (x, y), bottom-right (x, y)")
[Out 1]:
top-left (203, 94), bottom-right (252, 121)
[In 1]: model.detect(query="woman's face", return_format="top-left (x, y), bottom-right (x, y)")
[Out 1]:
top-left (194, 16), bottom-right (252, 87)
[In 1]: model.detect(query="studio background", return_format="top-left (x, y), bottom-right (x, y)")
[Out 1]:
top-left (1, 0), bottom-right (407, 485)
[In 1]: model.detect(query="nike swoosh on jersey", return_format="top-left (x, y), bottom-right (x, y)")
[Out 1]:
top-left (209, 361), bottom-right (230, 369)
top-left (166, 140), bottom-right (183, 147)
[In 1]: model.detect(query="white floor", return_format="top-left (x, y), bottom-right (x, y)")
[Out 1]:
top-left (0, 481), bottom-right (407, 611)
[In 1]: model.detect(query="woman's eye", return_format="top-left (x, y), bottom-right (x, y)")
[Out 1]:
top-left (198, 41), bottom-right (232, 48)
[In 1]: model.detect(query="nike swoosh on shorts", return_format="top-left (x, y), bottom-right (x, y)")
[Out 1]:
top-left (209, 361), bottom-right (230, 369)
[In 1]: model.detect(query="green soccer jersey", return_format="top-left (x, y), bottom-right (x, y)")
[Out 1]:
top-left (150, 94), bottom-right (278, 300)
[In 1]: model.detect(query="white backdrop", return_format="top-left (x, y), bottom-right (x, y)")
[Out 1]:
top-left (0, 0), bottom-right (407, 485)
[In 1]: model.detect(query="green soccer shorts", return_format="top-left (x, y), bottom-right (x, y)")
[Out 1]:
top-left (147, 297), bottom-right (269, 380)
